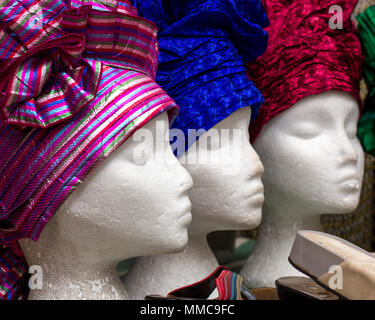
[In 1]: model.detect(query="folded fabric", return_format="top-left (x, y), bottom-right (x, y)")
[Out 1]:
top-left (0, 0), bottom-right (178, 300)
top-left (247, 0), bottom-right (363, 142)
top-left (357, 5), bottom-right (375, 156)
top-left (133, 0), bottom-right (269, 154)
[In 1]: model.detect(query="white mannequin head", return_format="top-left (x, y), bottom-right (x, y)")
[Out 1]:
top-left (254, 90), bottom-right (365, 216)
top-left (50, 112), bottom-right (193, 260)
top-left (40, 112), bottom-right (193, 259)
top-left (19, 112), bottom-right (193, 300)
top-left (241, 91), bottom-right (365, 289)
top-left (181, 106), bottom-right (264, 234)
top-left (123, 106), bottom-right (265, 300)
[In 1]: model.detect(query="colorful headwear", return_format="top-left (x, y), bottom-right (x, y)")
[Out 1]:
top-left (133, 0), bottom-right (269, 156)
top-left (247, 0), bottom-right (363, 142)
top-left (357, 5), bottom-right (375, 156)
top-left (0, 0), bottom-right (178, 299)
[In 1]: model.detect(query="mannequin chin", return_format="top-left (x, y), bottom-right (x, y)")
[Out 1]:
top-left (241, 90), bottom-right (365, 288)
top-left (19, 112), bottom-right (193, 300)
top-left (124, 106), bottom-right (265, 299)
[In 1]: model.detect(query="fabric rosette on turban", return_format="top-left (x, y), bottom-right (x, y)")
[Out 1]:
top-left (133, 0), bottom-right (269, 155)
top-left (247, 0), bottom-right (363, 142)
top-left (0, 0), bottom-right (178, 300)
top-left (357, 5), bottom-right (375, 156)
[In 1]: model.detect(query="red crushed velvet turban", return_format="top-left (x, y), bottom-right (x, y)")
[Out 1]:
top-left (247, 0), bottom-right (363, 142)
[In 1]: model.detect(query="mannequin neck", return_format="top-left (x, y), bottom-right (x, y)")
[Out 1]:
top-left (19, 224), bottom-right (128, 300)
top-left (183, 228), bottom-right (219, 266)
top-left (241, 194), bottom-right (323, 288)
top-left (261, 195), bottom-right (323, 231)
top-left (176, 228), bottom-right (219, 272)
top-left (124, 224), bottom-right (219, 300)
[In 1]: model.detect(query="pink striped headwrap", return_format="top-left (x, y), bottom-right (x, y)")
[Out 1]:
top-left (0, 0), bottom-right (178, 299)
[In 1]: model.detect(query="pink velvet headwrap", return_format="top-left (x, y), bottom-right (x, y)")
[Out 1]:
top-left (247, 0), bottom-right (363, 142)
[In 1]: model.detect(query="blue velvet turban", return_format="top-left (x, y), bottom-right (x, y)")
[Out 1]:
top-left (133, 0), bottom-right (269, 156)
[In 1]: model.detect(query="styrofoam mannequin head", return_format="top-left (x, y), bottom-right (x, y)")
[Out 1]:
top-left (254, 90), bottom-right (365, 215)
top-left (182, 106), bottom-right (264, 234)
top-left (21, 112), bottom-right (193, 265)
top-left (123, 107), bottom-right (265, 300)
top-left (240, 91), bottom-right (365, 289)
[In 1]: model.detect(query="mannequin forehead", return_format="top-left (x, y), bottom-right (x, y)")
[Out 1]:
top-left (273, 91), bottom-right (360, 126)
top-left (211, 106), bottom-right (252, 131)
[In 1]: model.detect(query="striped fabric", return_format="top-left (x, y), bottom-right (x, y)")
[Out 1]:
top-left (0, 0), bottom-right (160, 129)
top-left (0, 243), bottom-right (29, 300)
top-left (216, 268), bottom-right (243, 300)
top-left (167, 266), bottom-right (248, 300)
top-left (0, 0), bottom-right (178, 300)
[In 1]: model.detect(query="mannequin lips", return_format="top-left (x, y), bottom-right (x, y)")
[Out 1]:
top-left (340, 179), bottom-right (361, 191)
top-left (246, 182), bottom-right (265, 206)
top-left (338, 173), bottom-right (361, 191)
top-left (248, 192), bottom-right (265, 206)
top-left (176, 197), bottom-right (192, 226)
top-left (245, 161), bottom-right (264, 197)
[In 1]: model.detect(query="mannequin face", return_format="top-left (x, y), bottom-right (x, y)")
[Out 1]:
top-left (182, 107), bottom-right (264, 233)
top-left (254, 91), bottom-right (364, 214)
top-left (53, 112), bottom-right (193, 262)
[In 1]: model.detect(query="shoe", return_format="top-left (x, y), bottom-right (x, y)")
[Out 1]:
top-left (276, 276), bottom-right (338, 300)
top-left (288, 230), bottom-right (375, 300)
top-left (145, 266), bottom-right (256, 300)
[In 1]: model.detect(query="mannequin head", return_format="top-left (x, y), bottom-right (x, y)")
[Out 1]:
top-left (254, 91), bottom-right (364, 216)
top-left (181, 107), bottom-right (264, 234)
top-left (20, 112), bottom-right (193, 266)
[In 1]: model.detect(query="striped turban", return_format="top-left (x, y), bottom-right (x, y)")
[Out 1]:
top-left (0, 0), bottom-right (178, 299)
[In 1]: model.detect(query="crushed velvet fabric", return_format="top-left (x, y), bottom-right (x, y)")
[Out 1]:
top-left (133, 0), bottom-right (269, 154)
top-left (247, 0), bottom-right (363, 142)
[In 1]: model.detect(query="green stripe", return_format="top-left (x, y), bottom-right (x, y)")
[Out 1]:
top-left (0, 0), bottom-right (13, 8)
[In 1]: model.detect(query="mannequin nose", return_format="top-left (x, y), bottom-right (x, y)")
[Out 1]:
top-left (179, 167), bottom-right (193, 193)
top-left (167, 150), bottom-right (194, 193)
top-left (247, 145), bottom-right (264, 174)
top-left (255, 161), bottom-right (265, 175)
top-left (339, 134), bottom-right (358, 163)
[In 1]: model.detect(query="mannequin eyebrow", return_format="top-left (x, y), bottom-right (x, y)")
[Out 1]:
top-left (290, 110), bottom-right (330, 125)
top-left (306, 107), bottom-right (333, 123)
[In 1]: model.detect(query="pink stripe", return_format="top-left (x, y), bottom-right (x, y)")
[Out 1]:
top-left (2, 5), bottom-right (22, 25)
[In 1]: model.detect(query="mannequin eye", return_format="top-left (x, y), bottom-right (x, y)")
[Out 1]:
top-left (289, 123), bottom-right (321, 139)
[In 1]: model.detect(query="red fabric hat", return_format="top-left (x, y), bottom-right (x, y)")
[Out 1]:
top-left (247, 0), bottom-right (363, 142)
